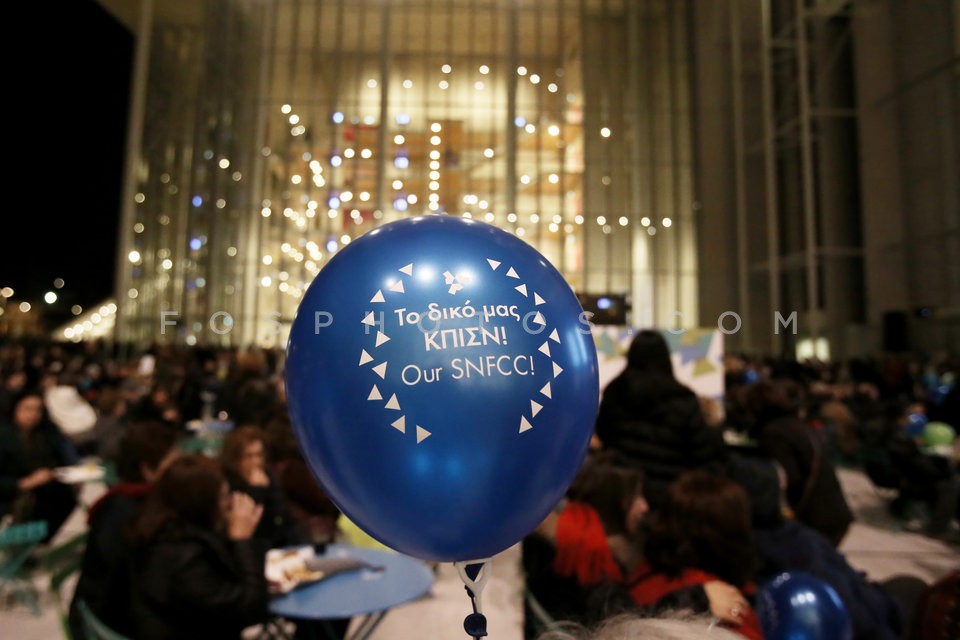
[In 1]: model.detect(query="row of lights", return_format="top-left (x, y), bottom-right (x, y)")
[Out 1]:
top-left (62, 303), bottom-right (118, 341)
top-left (360, 64), bottom-right (563, 95)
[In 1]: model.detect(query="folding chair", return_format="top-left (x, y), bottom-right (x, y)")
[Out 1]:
top-left (77, 599), bottom-right (131, 640)
top-left (0, 520), bottom-right (49, 614)
top-left (42, 531), bottom-right (88, 639)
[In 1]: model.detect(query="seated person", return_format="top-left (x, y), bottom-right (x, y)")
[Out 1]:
top-left (742, 380), bottom-right (853, 546)
top-left (728, 455), bottom-right (908, 640)
top-left (524, 452), bottom-right (748, 636)
top-left (265, 414), bottom-right (341, 547)
top-left (883, 400), bottom-right (959, 537)
top-left (0, 390), bottom-right (78, 542)
top-left (70, 421), bottom-right (181, 639)
top-left (220, 425), bottom-right (307, 548)
top-left (129, 455), bottom-right (269, 640)
top-left (631, 470), bottom-right (764, 639)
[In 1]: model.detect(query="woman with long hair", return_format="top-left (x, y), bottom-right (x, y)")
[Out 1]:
top-left (0, 389), bottom-right (78, 541)
top-left (70, 421), bottom-right (181, 639)
top-left (594, 330), bottom-right (727, 510)
top-left (129, 454), bottom-right (268, 640)
top-left (219, 424), bottom-right (305, 547)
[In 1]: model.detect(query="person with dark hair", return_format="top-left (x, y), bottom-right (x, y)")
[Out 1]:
top-left (630, 470), bottom-right (764, 640)
top-left (727, 456), bottom-right (909, 640)
top-left (0, 369), bottom-right (29, 418)
top-left (263, 412), bottom-right (343, 547)
top-left (69, 422), bottom-right (181, 639)
top-left (220, 424), bottom-right (305, 548)
top-left (0, 389), bottom-right (78, 541)
top-left (129, 454), bottom-right (268, 640)
top-left (218, 350), bottom-right (279, 426)
top-left (594, 330), bottom-right (727, 510)
top-left (742, 379), bottom-right (854, 546)
top-left (86, 386), bottom-right (129, 461)
top-left (880, 399), bottom-right (959, 537)
top-left (524, 453), bottom-right (748, 636)
top-left (524, 451), bottom-right (650, 632)
top-left (130, 382), bottom-right (182, 430)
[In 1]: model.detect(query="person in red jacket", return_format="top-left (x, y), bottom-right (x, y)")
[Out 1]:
top-left (523, 452), bottom-right (749, 636)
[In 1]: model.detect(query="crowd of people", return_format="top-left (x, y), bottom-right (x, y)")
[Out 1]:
top-left (0, 340), bottom-right (339, 639)
top-left (523, 330), bottom-right (959, 640)
top-left (1, 335), bottom-right (958, 639)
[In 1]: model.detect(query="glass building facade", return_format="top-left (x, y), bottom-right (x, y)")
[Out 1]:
top-left (116, 0), bottom-right (699, 347)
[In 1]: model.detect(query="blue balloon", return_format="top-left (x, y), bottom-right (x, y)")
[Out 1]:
top-left (756, 571), bottom-right (853, 640)
top-left (905, 412), bottom-right (928, 438)
top-left (928, 383), bottom-right (954, 406)
top-left (285, 215), bottom-right (599, 562)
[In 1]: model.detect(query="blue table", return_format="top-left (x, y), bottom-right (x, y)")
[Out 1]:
top-left (268, 544), bottom-right (435, 640)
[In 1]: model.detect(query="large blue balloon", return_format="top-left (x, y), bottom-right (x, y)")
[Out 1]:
top-left (756, 571), bottom-right (853, 640)
top-left (285, 215), bottom-right (599, 562)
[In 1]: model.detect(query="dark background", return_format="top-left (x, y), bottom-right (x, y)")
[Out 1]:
top-left (5, 1), bottom-right (132, 326)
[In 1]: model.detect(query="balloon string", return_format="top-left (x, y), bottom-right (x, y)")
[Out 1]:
top-left (455, 559), bottom-right (492, 639)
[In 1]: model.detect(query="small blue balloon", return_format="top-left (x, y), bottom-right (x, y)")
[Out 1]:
top-left (756, 571), bottom-right (853, 640)
top-left (905, 412), bottom-right (928, 438)
top-left (285, 215), bottom-right (599, 562)
top-left (928, 383), bottom-right (954, 406)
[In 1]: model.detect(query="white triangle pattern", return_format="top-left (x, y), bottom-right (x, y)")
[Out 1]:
top-left (363, 256), bottom-right (574, 445)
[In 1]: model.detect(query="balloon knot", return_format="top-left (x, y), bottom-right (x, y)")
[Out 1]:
top-left (464, 612), bottom-right (488, 638)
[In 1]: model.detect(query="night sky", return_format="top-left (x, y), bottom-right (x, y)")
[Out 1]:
top-left (6, 1), bottom-right (132, 325)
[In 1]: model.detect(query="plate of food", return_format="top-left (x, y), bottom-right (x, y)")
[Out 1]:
top-left (266, 547), bottom-right (382, 594)
top-left (54, 463), bottom-right (106, 485)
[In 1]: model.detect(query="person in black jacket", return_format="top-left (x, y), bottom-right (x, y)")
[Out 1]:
top-left (129, 454), bottom-right (268, 640)
top-left (882, 399), bottom-right (959, 537)
top-left (593, 330), bottom-right (728, 510)
top-left (0, 389), bottom-right (78, 541)
top-left (728, 455), bottom-right (909, 640)
top-left (69, 421), bottom-right (181, 639)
